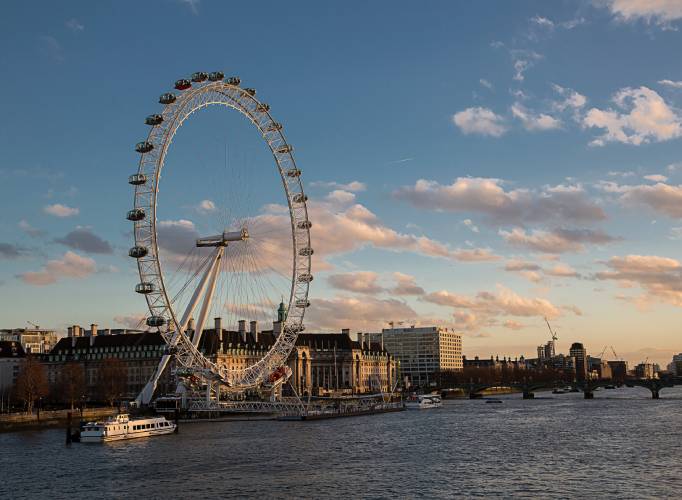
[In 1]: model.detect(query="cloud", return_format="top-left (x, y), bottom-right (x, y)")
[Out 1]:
top-left (583, 86), bottom-right (682, 146)
top-left (305, 296), bottom-right (418, 331)
top-left (393, 178), bottom-right (605, 226)
top-left (65, 18), bottom-right (84, 32)
top-left (38, 35), bottom-right (63, 62)
top-left (178, 0), bottom-right (200, 15)
top-left (551, 84), bottom-right (587, 113)
top-left (18, 251), bottom-right (96, 285)
top-left (530, 15), bottom-right (554, 28)
top-left (327, 272), bottom-right (384, 294)
top-left (503, 320), bottom-right (525, 330)
top-left (44, 203), bottom-right (79, 217)
top-left (390, 272), bottom-right (426, 296)
top-left (0, 243), bottom-right (26, 259)
top-left (113, 314), bottom-right (146, 330)
top-left (501, 227), bottom-right (619, 253)
top-left (659, 79), bottom-right (682, 89)
top-left (325, 190), bottom-right (356, 205)
top-left (643, 174), bottom-right (668, 182)
top-left (195, 199), bottom-right (217, 214)
top-left (510, 49), bottom-right (542, 82)
top-left (461, 219), bottom-right (480, 233)
top-left (511, 103), bottom-right (562, 131)
top-left (603, 0), bottom-right (682, 25)
top-left (453, 107), bottom-right (507, 137)
top-left (18, 220), bottom-right (44, 238)
top-left (595, 254), bottom-right (682, 307)
top-left (479, 79), bottom-right (493, 90)
top-left (604, 181), bottom-right (682, 218)
top-left (544, 263), bottom-right (580, 278)
top-left (504, 259), bottom-right (541, 272)
top-left (55, 227), bottom-right (113, 254)
top-left (309, 180), bottom-right (366, 192)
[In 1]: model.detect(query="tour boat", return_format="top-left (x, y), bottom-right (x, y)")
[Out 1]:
top-left (405, 394), bottom-right (442, 410)
top-left (80, 414), bottom-right (176, 443)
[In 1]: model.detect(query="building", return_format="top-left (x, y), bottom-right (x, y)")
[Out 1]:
top-left (463, 355), bottom-right (527, 372)
top-left (569, 342), bottom-right (588, 381)
top-left (381, 326), bottom-right (462, 388)
top-left (607, 360), bottom-right (628, 382)
top-left (634, 363), bottom-right (657, 379)
top-left (0, 327), bottom-right (59, 354)
top-left (0, 341), bottom-right (26, 409)
top-left (536, 340), bottom-right (556, 363)
top-left (667, 354), bottom-right (682, 376)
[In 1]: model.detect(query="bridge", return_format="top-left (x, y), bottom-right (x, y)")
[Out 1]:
top-left (446, 376), bottom-right (682, 400)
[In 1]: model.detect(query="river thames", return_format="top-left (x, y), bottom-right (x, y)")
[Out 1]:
top-left (1, 387), bottom-right (681, 499)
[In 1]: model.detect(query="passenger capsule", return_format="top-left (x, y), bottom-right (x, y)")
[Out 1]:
top-left (128, 246), bottom-right (148, 258)
top-left (286, 168), bottom-right (301, 178)
top-left (128, 173), bottom-right (147, 185)
top-left (266, 122), bottom-right (283, 132)
top-left (256, 103), bottom-right (270, 112)
top-left (276, 145), bottom-right (293, 154)
top-left (297, 220), bottom-right (312, 230)
top-left (292, 193), bottom-right (307, 203)
top-left (146, 316), bottom-right (166, 328)
top-left (191, 72), bottom-right (208, 83)
top-left (145, 114), bottom-right (163, 126)
top-left (226, 76), bottom-right (241, 86)
top-left (126, 208), bottom-right (146, 221)
top-left (174, 79), bottom-right (191, 91)
top-left (297, 273), bottom-right (313, 283)
top-left (159, 93), bottom-right (176, 105)
top-left (208, 71), bottom-right (224, 82)
top-left (286, 324), bottom-right (305, 333)
top-left (295, 299), bottom-right (311, 308)
top-left (298, 247), bottom-right (314, 256)
top-left (244, 87), bottom-right (256, 96)
top-left (135, 141), bottom-right (154, 154)
top-left (135, 282), bottom-right (155, 294)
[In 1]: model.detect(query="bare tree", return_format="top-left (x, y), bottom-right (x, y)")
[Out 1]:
top-left (96, 357), bottom-right (127, 407)
top-left (57, 362), bottom-right (86, 409)
top-left (14, 356), bottom-right (49, 414)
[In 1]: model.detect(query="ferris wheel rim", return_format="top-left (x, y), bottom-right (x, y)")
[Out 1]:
top-left (128, 76), bottom-right (312, 389)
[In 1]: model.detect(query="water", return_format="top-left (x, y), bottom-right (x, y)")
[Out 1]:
top-left (1, 387), bottom-right (681, 499)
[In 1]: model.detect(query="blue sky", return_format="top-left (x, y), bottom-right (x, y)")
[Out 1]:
top-left (2, 0), bottom-right (682, 365)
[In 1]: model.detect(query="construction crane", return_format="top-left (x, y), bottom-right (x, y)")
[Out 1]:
top-left (544, 317), bottom-right (558, 342)
top-left (26, 321), bottom-right (40, 329)
top-left (610, 346), bottom-right (622, 361)
top-left (597, 345), bottom-right (608, 359)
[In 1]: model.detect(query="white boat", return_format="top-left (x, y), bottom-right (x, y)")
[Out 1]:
top-left (80, 414), bottom-right (176, 443)
top-left (405, 394), bottom-right (442, 410)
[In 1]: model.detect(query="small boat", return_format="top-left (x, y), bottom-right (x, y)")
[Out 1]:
top-left (485, 399), bottom-right (503, 404)
top-left (405, 394), bottom-right (442, 410)
top-left (80, 414), bottom-right (176, 443)
top-left (552, 388), bottom-right (567, 394)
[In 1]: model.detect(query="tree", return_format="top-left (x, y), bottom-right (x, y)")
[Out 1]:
top-left (14, 356), bottom-right (49, 414)
top-left (57, 362), bottom-right (86, 409)
top-left (96, 357), bottom-right (127, 407)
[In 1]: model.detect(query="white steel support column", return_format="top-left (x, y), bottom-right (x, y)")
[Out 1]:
top-left (191, 247), bottom-right (223, 348)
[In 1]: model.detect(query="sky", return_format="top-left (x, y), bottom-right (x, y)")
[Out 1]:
top-left (1, 0), bottom-right (682, 366)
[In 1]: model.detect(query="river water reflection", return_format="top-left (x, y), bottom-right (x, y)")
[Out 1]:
top-left (1, 387), bottom-right (681, 499)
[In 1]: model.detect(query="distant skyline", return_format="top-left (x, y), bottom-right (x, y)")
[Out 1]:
top-left (1, 1), bottom-right (682, 365)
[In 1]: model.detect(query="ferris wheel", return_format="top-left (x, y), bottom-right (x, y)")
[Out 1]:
top-left (126, 72), bottom-right (313, 405)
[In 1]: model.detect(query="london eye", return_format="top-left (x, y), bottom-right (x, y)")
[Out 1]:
top-left (126, 72), bottom-right (313, 405)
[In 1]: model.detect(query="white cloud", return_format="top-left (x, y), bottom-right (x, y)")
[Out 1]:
top-left (44, 203), bottom-right (79, 217)
top-left (551, 84), bottom-right (587, 113)
top-left (501, 227), bottom-right (619, 253)
top-left (18, 220), bottom-right (44, 238)
top-left (511, 103), bottom-right (562, 131)
top-left (305, 296), bottom-right (418, 332)
top-left (65, 18), bottom-right (84, 32)
top-left (325, 190), bottom-right (356, 205)
top-left (327, 272), bottom-right (384, 294)
top-left (461, 219), bottom-right (480, 233)
top-left (603, 0), bottom-right (682, 25)
top-left (583, 86), bottom-right (682, 146)
top-left (659, 79), bottom-right (682, 89)
top-left (18, 251), bottom-right (96, 285)
top-left (479, 79), bottom-right (493, 90)
top-left (310, 180), bottom-right (366, 192)
top-left (453, 107), bottom-right (507, 137)
top-left (644, 174), bottom-right (668, 182)
top-left (195, 199), bottom-right (217, 214)
top-left (530, 15), bottom-right (554, 28)
top-left (390, 272), bottom-right (426, 296)
top-left (510, 49), bottom-right (542, 82)
top-left (393, 178), bottom-right (605, 225)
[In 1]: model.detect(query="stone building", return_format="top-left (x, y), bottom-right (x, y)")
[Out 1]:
top-left (0, 341), bottom-right (25, 406)
top-left (0, 328), bottom-right (59, 354)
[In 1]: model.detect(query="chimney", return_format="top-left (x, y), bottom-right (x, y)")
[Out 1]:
top-left (214, 317), bottom-right (222, 334)
top-left (238, 320), bottom-right (246, 343)
top-left (90, 323), bottom-right (98, 337)
top-left (341, 328), bottom-right (350, 336)
top-left (250, 321), bottom-right (258, 343)
top-left (67, 326), bottom-right (73, 337)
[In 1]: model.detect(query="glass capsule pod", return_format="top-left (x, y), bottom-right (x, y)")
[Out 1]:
top-left (292, 193), bottom-right (307, 203)
top-left (128, 173), bottom-right (147, 185)
top-left (244, 87), bottom-right (256, 96)
top-left (191, 72), bottom-right (208, 82)
top-left (174, 79), bottom-right (191, 90)
top-left (208, 71), bottom-right (224, 81)
top-left (295, 299), bottom-right (311, 308)
top-left (298, 247), bottom-right (314, 256)
top-left (296, 220), bottom-right (312, 229)
top-left (297, 273), bottom-right (313, 283)
top-left (256, 103), bottom-right (270, 112)
top-left (128, 246), bottom-right (148, 258)
top-left (135, 282), bottom-right (155, 294)
top-left (159, 93), bottom-right (176, 105)
top-left (145, 114), bottom-right (163, 126)
top-left (146, 316), bottom-right (166, 328)
top-left (135, 141), bottom-right (154, 153)
top-left (226, 76), bottom-right (241, 86)
top-left (266, 122), bottom-right (283, 132)
top-left (276, 145), bottom-right (293, 154)
top-left (126, 208), bottom-right (146, 221)
top-left (286, 168), bottom-right (301, 177)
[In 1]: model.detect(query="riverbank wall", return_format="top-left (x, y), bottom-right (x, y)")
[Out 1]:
top-left (0, 408), bottom-right (117, 433)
